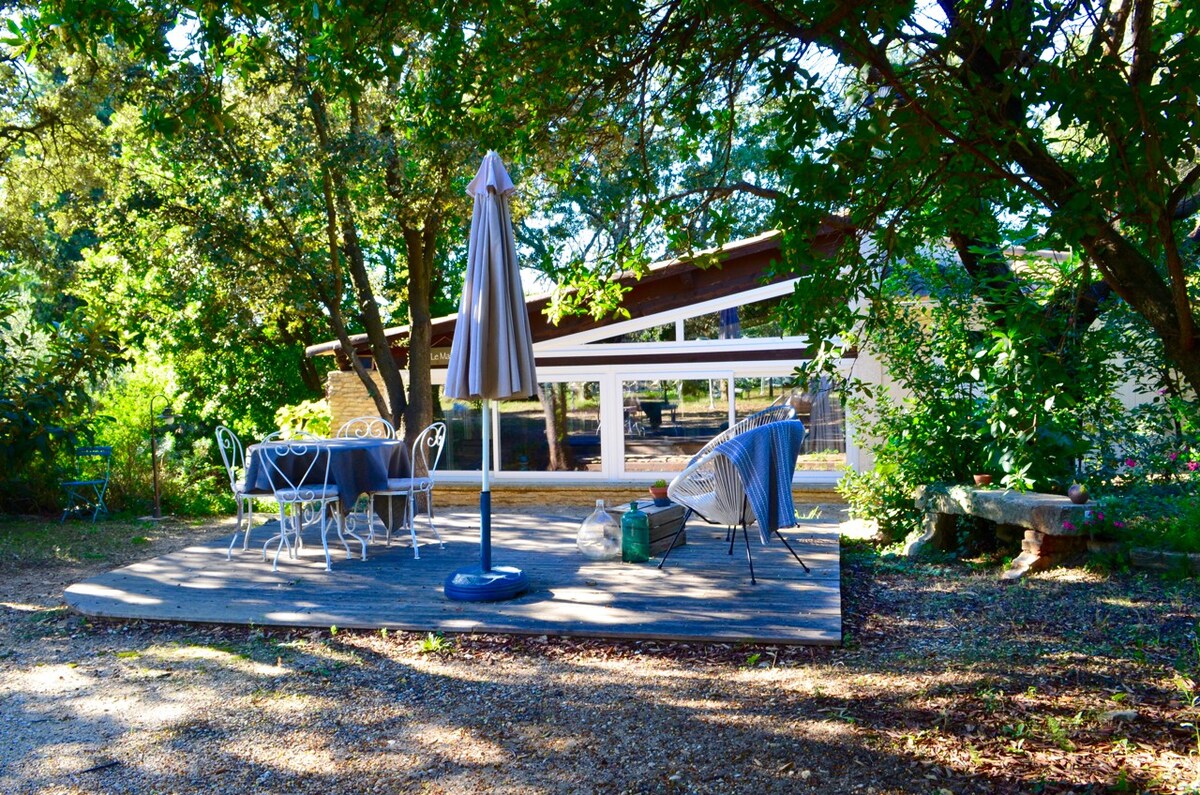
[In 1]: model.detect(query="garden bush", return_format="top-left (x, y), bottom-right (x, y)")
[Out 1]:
top-left (834, 254), bottom-right (1126, 542)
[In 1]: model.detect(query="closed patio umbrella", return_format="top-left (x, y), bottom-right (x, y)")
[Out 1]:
top-left (443, 151), bottom-right (537, 602)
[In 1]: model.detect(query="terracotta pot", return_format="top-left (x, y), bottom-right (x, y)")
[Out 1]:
top-left (972, 474), bottom-right (993, 486)
top-left (648, 486), bottom-right (670, 507)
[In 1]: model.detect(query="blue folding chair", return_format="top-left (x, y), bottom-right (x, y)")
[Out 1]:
top-left (60, 446), bottom-right (112, 523)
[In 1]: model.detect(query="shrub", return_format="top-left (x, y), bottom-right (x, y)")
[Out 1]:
top-left (827, 250), bottom-right (1158, 542)
top-left (275, 399), bottom-right (331, 438)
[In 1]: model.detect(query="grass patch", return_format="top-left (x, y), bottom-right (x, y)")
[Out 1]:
top-left (0, 516), bottom-right (208, 569)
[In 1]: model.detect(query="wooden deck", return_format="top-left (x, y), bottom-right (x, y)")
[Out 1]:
top-left (65, 510), bottom-right (842, 645)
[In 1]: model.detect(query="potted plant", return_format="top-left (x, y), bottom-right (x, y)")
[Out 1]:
top-left (649, 479), bottom-right (670, 507)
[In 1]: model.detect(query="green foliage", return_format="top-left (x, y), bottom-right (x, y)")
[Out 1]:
top-left (836, 254), bottom-right (1125, 538)
top-left (274, 400), bottom-right (331, 440)
top-left (0, 268), bottom-right (125, 511)
top-left (1092, 488), bottom-right (1200, 556)
top-left (418, 631), bottom-right (453, 656)
top-left (1063, 386), bottom-right (1200, 554)
top-left (88, 362), bottom-right (226, 516)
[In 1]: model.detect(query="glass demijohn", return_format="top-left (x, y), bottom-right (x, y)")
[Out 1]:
top-left (577, 499), bottom-right (621, 560)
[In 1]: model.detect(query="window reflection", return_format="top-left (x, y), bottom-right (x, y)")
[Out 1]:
top-left (497, 382), bottom-right (602, 472)
top-left (734, 376), bottom-right (847, 469)
top-left (623, 379), bottom-right (732, 473)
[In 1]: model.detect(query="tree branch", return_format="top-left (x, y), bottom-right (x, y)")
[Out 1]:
top-left (659, 180), bottom-right (783, 204)
top-left (1128, 0), bottom-right (1155, 87)
top-left (1169, 166), bottom-right (1200, 219)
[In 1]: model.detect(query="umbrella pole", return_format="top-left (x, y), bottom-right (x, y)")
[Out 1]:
top-left (480, 398), bottom-right (492, 572)
top-left (443, 397), bottom-right (528, 602)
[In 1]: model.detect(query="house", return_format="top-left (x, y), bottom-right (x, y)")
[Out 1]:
top-left (306, 227), bottom-right (870, 488)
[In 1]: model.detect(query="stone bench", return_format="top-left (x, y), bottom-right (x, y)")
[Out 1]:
top-left (910, 486), bottom-right (1090, 579)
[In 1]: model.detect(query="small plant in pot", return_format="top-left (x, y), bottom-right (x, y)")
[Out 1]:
top-left (972, 442), bottom-right (1003, 487)
top-left (649, 479), bottom-right (670, 507)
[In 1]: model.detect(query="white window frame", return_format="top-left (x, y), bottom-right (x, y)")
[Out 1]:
top-left (422, 272), bottom-right (856, 484)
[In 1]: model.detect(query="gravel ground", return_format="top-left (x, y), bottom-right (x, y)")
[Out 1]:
top-left (2, 513), bottom-right (1198, 794)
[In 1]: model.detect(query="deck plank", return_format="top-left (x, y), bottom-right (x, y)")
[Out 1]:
top-left (65, 511), bottom-right (842, 645)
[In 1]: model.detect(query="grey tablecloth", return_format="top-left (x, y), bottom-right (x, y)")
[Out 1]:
top-left (244, 438), bottom-right (410, 510)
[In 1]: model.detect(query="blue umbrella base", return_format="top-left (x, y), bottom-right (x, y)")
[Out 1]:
top-left (444, 565), bottom-right (529, 602)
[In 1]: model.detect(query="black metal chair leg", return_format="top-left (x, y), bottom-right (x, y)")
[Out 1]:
top-left (656, 507), bottom-right (693, 570)
top-left (727, 525), bottom-right (737, 555)
top-left (742, 520), bottom-right (756, 584)
top-left (774, 529), bottom-right (811, 573)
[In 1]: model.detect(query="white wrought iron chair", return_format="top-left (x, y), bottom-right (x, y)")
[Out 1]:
top-left (260, 437), bottom-right (366, 572)
top-left (367, 422), bottom-right (447, 558)
top-left (336, 416), bottom-right (396, 440)
top-left (215, 426), bottom-right (277, 559)
top-left (335, 416), bottom-right (397, 533)
top-left (658, 405), bottom-right (807, 582)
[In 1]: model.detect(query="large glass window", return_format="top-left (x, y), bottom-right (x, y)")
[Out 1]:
top-left (497, 381), bottom-right (602, 472)
top-left (734, 376), bottom-right (847, 470)
top-left (595, 324), bottom-right (675, 344)
top-left (437, 395), bottom-right (483, 471)
top-left (623, 378), bottom-right (732, 472)
top-left (684, 295), bottom-right (788, 340)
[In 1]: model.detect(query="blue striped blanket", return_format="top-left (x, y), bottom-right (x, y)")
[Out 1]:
top-left (714, 421), bottom-right (807, 543)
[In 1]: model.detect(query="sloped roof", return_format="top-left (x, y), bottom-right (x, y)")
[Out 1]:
top-left (306, 222), bottom-right (853, 363)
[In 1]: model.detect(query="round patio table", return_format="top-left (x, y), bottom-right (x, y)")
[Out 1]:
top-left (244, 437), bottom-right (410, 516)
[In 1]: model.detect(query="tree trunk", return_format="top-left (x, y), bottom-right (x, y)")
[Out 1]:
top-left (307, 86), bottom-right (408, 425)
top-left (556, 383), bottom-right (575, 469)
top-left (1081, 230), bottom-right (1200, 390)
top-left (311, 151), bottom-right (391, 422)
top-left (401, 219), bottom-right (439, 445)
top-left (538, 383), bottom-right (570, 471)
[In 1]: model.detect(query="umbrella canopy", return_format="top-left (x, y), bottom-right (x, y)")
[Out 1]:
top-left (443, 151), bottom-right (535, 602)
top-left (444, 151), bottom-right (537, 402)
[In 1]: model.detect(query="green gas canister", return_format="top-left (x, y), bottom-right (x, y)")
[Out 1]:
top-left (621, 501), bottom-right (650, 563)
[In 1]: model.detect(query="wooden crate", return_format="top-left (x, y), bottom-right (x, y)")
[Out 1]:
top-left (607, 500), bottom-right (686, 557)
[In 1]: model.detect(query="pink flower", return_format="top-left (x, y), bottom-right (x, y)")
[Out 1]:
top-left (1168, 451), bottom-right (1179, 462)
top-left (1113, 521), bottom-right (1125, 528)
top-left (1188, 461), bottom-right (1199, 472)
top-left (1125, 457), bottom-right (1138, 468)
top-left (1062, 520), bottom-right (1076, 531)
top-left (1096, 512), bottom-right (1105, 521)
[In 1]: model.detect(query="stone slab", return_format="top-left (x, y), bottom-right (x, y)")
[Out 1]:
top-left (914, 485), bottom-right (1089, 536)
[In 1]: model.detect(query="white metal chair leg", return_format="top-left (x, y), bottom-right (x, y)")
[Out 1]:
top-left (385, 494), bottom-right (396, 546)
top-left (407, 488), bottom-right (420, 559)
top-left (360, 497), bottom-right (377, 545)
top-left (427, 492), bottom-right (444, 548)
top-left (244, 498), bottom-right (255, 550)
top-left (270, 507), bottom-right (294, 572)
top-left (318, 506), bottom-right (335, 571)
top-left (229, 496), bottom-right (266, 560)
top-left (337, 508), bottom-right (367, 561)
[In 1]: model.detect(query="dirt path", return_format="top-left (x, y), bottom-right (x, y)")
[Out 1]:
top-left (1, 517), bottom-right (1197, 794)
